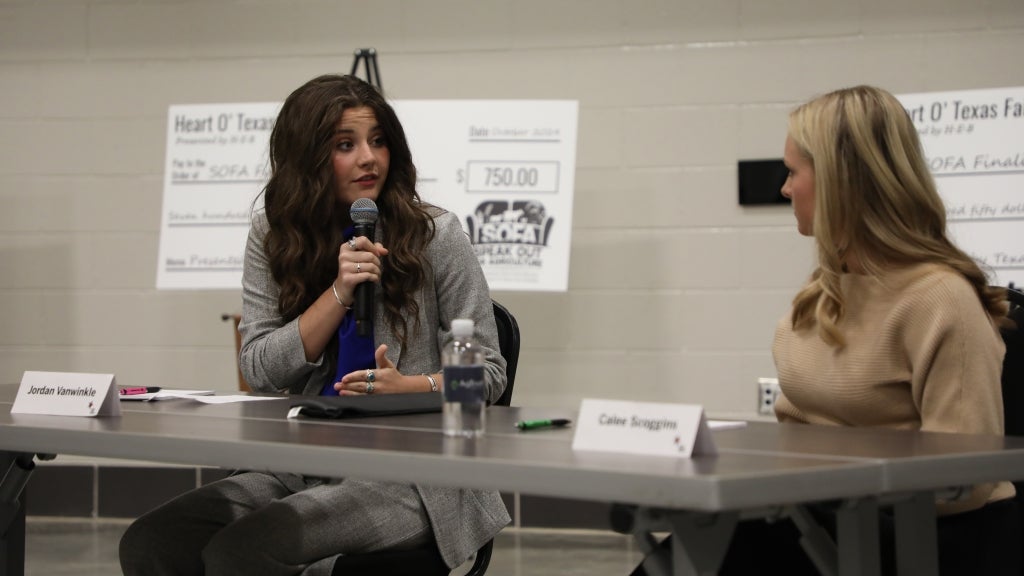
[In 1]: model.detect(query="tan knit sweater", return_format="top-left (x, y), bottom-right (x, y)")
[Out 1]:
top-left (773, 263), bottom-right (1013, 514)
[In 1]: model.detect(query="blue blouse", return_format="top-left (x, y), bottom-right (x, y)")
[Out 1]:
top-left (322, 228), bottom-right (375, 395)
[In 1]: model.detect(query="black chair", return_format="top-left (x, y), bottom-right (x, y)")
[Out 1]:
top-left (1001, 287), bottom-right (1024, 437)
top-left (491, 299), bottom-right (520, 408)
top-left (330, 299), bottom-right (520, 576)
top-left (998, 287), bottom-right (1024, 565)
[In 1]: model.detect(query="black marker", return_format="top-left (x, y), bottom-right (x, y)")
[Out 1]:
top-left (514, 419), bottom-right (572, 431)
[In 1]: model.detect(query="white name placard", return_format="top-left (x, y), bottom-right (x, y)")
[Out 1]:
top-left (11, 371), bottom-right (121, 417)
top-left (571, 399), bottom-right (716, 458)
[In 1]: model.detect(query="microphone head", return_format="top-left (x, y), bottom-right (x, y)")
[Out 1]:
top-left (350, 198), bottom-right (379, 225)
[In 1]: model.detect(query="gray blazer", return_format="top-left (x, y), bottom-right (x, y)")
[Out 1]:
top-left (238, 207), bottom-right (510, 567)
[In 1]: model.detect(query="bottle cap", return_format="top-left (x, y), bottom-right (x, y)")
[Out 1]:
top-left (451, 318), bottom-right (475, 337)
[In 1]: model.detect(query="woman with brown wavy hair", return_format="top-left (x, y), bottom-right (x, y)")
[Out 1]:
top-left (120, 74), bottom-right (509, 575)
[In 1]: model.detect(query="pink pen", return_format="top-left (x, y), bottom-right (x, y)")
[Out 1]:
top-left (119, 387), bottom-right (160, 395)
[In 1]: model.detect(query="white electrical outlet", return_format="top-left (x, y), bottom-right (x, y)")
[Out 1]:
top-left (757, 378), bottom-right (781, 416)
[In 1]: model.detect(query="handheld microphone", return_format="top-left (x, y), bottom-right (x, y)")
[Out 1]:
top-left (350, 198), bottom-right (379, 337)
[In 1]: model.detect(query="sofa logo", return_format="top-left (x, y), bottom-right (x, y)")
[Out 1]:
top-left (466, 201), bottom-right (554, 246)
top-left (465, 201), bottom-right (555, 269)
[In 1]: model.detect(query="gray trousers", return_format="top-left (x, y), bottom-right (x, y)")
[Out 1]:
top-left (119, 472), bottom-right (432, 576)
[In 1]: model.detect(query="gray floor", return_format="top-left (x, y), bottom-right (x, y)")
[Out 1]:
top-left (23, 518), bottom-right (644, 576)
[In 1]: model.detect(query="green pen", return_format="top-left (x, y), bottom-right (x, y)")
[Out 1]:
top-left (514, 418), bottom-right (572, 431)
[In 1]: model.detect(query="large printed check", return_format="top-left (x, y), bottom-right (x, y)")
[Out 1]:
top-left (155, 100), bottom-right (578, 292)
top-left (898, 87), bottom-right (1024, 287)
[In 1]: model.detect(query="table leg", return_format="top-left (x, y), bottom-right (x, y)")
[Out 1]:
top-left (667, 511), bottom-right (739, 576)
top-left (789, 504), bottom-right (838, 576)
top-left (790, 498), bottom-right (882, 576)
top-left (835, 498), bottom-right (881, 576)
top-left (615, 507), bottom-right (739, 576)
top-left (0, 452), bottom-right (29, 576)
top-left (892, 492), bottom-right (938, 576)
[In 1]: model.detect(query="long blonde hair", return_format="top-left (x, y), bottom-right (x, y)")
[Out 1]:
top-left (787, 85), bottom-right (1006, 346)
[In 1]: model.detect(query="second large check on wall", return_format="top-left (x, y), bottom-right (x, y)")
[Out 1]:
top-left (898, 86), bottom-right (1024, 288)
top-left (156, 100), bottom-right (579, 292)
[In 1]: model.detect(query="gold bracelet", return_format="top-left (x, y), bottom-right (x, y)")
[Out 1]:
top-left (424, 374), bottom-right (438, 392)
top-left (331, 281), bottom-right (351, 310)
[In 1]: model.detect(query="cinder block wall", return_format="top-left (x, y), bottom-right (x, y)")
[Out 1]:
top-left (2, 0), bottom-right (1022, 419)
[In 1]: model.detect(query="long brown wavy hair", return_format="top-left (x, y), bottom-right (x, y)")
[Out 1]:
top-left (260, 74), bottom-right (434, 346)
top-left (787, 85), bottom-right (1007, 346)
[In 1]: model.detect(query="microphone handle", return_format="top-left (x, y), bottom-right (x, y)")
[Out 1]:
top-left (352, 223), bottom-right (375, 337)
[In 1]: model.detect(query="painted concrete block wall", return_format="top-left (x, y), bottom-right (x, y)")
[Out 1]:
top-left (1, 0), bottom-right (1022, 418)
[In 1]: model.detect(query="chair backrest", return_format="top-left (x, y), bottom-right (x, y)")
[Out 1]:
top-left (997, 288), bottom-right (1024, 571)
top-left (222, 313), bottom-right (251, 392)
top-left (1001, 288), bottom-right (1024, 436)
top-left (491, 300), bottom-right (520, 407)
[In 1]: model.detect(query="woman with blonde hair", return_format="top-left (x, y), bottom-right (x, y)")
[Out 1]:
top-left (635, 86), bottom-right (1020, 575)
top-left (765, 85), bottom-right (1018, 575)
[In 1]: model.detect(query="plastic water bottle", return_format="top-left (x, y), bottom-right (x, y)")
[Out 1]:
top-left (442, 319), bottom-right (487, 437)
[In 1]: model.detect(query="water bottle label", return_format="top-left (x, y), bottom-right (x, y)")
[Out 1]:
top-left (442, 366), bottom-right (486, 405)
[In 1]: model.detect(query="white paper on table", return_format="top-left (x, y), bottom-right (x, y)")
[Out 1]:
top-left (190, 395), bottom-right (287, 404)
top-left (119, 389), bottom-right (215, 402)
top-left (708, 420), bottom-right (747, 430)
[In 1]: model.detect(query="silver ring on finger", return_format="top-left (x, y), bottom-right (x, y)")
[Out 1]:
top-left (365, 381), bottom-right (375, 394)
top-left (366, 369), bottom-right (375, 383)
top-left (348, 238), bottom-right (356, 250)
top-left (356, 262), bottom-right (362, 273)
